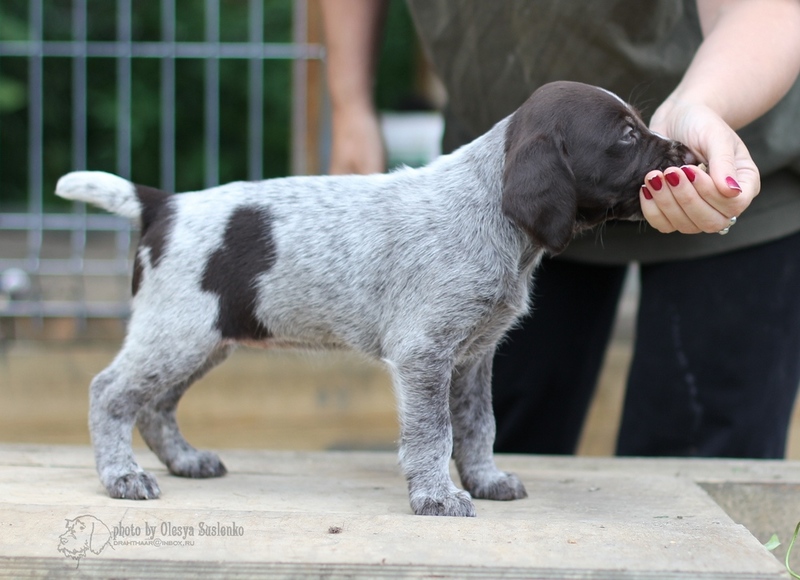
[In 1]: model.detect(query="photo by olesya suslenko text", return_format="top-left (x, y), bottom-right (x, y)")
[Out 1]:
top-left (114, 520), bottom-right (245, 540)
top-left (57, 514), bottom-right (246, 563)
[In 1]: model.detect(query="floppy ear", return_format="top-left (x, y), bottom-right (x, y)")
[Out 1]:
top-left (502, 134), bottom-right (577, 255)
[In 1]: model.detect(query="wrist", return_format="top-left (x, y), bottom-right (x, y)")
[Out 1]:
top-left (657, 82), bottom-right (736, 130)
top-left (331, 101), bottom-right (380, 139)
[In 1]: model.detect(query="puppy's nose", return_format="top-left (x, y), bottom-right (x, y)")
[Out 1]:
top-left (665, 141), bottom-right (698, 168)
top-left (680, 148), bottom-right (699, 166)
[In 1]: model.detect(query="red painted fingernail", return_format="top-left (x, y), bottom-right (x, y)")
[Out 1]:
top-left (648, 175), bottom-right (663, 191)
top-left (726, 176), bottom-right (742, 192)
top-left (641, 185), bottom-right (652, 200)
top-left (681, 166), bottom-right (696, 183)
top-left (665, 171), bottom-right (680, 187)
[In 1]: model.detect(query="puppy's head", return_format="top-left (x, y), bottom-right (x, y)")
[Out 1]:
top-left (502, 81), bottom-right (696, 254)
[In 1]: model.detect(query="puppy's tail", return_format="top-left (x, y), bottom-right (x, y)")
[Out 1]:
top-left (55, 171), bottom-right (169, 224)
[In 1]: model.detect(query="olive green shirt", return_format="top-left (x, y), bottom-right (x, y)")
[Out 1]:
top-left (406, 0), bottom-right (800, 264)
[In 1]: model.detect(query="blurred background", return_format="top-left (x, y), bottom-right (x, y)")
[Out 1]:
top-left (1, 0), bottom-right (798, 457)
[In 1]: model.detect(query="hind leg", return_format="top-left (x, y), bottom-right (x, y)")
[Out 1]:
top-left (89, 332), bottom-right (222, 500)
top-left (136, 345), bottom-right (233, 479)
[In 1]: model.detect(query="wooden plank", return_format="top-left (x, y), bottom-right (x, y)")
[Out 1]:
top-left (0, 346), bottom-right (399, 450)
top-left (0, 445), bottom-right (787, 578)
top-left (4, 340), bottom-right (800, 459)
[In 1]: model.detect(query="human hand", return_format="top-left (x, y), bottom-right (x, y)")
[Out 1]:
top-left (641, 99), bottom-right (760, 234)
top-left (329, 105), bottom-right (387, 175)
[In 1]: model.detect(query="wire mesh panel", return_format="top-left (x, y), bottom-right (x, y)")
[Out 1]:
top-left (0, 0), bottom-right (324, 336)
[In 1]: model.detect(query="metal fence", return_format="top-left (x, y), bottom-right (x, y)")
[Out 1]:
top-left (0, 0), bottom-right (324, 335)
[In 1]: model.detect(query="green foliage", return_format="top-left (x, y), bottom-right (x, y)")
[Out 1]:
top-left (764, 533), bottom-right (781, 551)
top-left (0, 75), bottom-right (25, 113)
top-left (0, 0), bottom-right (419, 210)
top-left (789, 521), bottom-right (800, 579)
top-left (765, 522), bottom-right (800, 579)
top-left (376, 0), bottom-right (418, 111)
top-left (0, 1), bottom-right (294, 209)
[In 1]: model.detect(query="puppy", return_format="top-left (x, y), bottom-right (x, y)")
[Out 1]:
top-left (56, 81), bottom-right (694, 517)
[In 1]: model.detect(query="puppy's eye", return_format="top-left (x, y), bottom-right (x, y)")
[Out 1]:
top-left (619, 125), bottom-right (638, 145)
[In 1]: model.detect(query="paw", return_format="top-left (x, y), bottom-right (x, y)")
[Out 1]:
top-left (167, 450), bottom-right (227, 479)
top-left (463, 471), bottom-right (528, 501)
top-left (106, 471), bottom-right (161, 500)
top-left (411, 489), bottom-right (476, 517)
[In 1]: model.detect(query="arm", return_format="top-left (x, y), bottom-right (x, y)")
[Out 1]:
top-left (642, 0), bottom-right (800, 234)
top-left (320, 0), bottom-right (389, 174)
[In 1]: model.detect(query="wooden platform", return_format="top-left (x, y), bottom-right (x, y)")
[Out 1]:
top-left (1, 445), bottom-right (796, 578)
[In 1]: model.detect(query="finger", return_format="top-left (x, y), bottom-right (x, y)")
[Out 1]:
top-left (686, 163), bottom-right (756, 222)
top-left (662, 166), bottom-right (733, 233)
top-left (328, 143), bottom-right (386, 175)
top-left (702, 133), bottom-right (755, 200)
top-left (642, 168), bottom-right (702, 234)
top-left (711, 168), bottom-right (744, 200)
top-left (640, 184), bottom-right (676, 233)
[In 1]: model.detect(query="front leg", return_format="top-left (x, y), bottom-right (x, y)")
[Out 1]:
top-left (386, 350), bottom-right (476, 517)
top-left (450, 351), bottom-right (527, 501)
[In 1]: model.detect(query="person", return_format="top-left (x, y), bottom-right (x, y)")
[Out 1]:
top-left (319, 0), bottom-right (800, 458)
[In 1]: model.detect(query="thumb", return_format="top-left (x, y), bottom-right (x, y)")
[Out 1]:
top-left (711, 168), bottom-right (744, 200)
top-left (704, 136), bottom-right (748, 199)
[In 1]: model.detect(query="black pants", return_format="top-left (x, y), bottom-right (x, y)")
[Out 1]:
top-left (492, 231), bottom-right (800, 459)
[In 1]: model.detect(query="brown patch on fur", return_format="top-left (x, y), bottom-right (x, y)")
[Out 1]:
top-left (133, 184), bottom-right (174, 295)
top-left (201, 206), bottom-right (276, 340)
